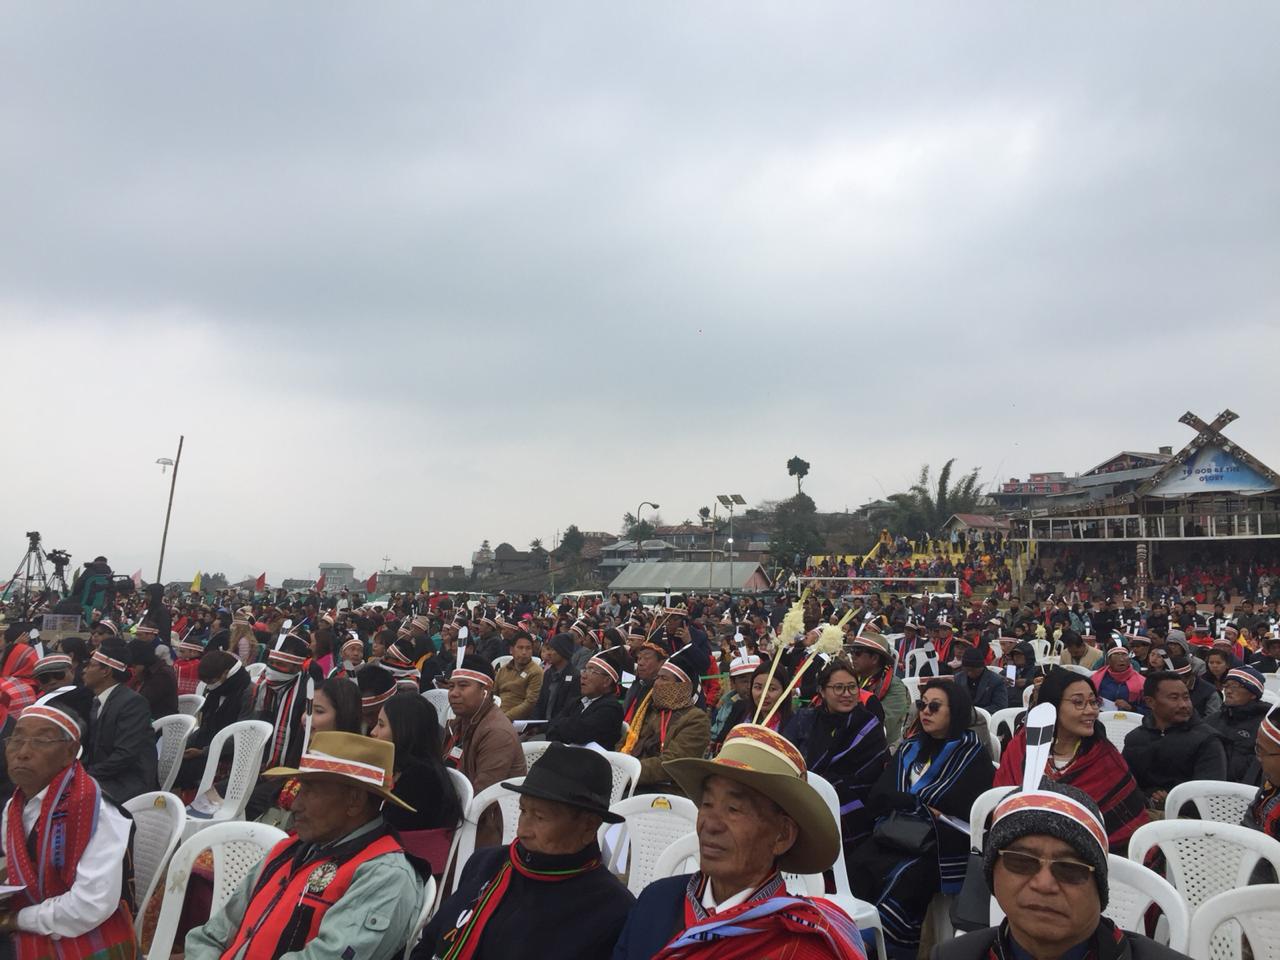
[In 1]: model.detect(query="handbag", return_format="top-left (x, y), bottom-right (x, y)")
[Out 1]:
top-left (872, 810), bottom-right (937, 855)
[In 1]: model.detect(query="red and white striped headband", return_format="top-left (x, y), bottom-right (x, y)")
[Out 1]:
top-left (177, 640), bottom-right (204, 655)
top-left (586, 655), bottom-right (620, 683)
top-left (360, 687), bottom-right (395, 710)
top-left (341, 637), bottom-right (364, 655)
top-left (993, 791), bottom-right (1108, 856)
top-left (298, 751), bottom-right (390, 788)
top-left (729, 656), bottom-right (761, 677)
top-left (22, 705), bottom-right (81, 743)
top-left (659, 661), bottom-right (691, 684)
top-left (268, 650), bottom-right (307, 669)
top-left (1259, 711), bottom-right (1280, 747)
top-left (34, 655), bottom-right (73, 673)
top-left (450, 668), bottom-right (493, 688)
top-left (95, 620), bottom-right (119, 637)
top-left (91, 650), bottom-right (127, 672)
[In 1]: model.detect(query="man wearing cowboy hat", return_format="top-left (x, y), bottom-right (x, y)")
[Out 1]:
top-left (416, 743), bottom-right (634, 960)
top-left (936, 782), bottom-right (1187, 960)
top-left (613, 724), bottom-right (863, 959)
top-left (186, 731), bottom-right (427, 959)
top-left (848, 633), bottom-right (909, 747)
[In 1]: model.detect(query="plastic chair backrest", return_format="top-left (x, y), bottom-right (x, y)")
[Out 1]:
top-left (1164, 780), bottom-right (1258, 824)
top-left (245, 662), bottom-right (266, 683)
top-left (1265, 674), bottom-right (1280, 694)
top-left (1029, 638), bottom-right (1050, 660)
top-left (1128, 821), bottom-right (1280, 913)
top-left (423, 688), bottom-right (452, 728)
top-left (1058, 663), bottom-right (1094, 677)
top-left (1187, 883), bottom-right (1280, 960)
top-left (905, 649), bottom-right (932, 678)
top-left (177, 694), bottom-right (205, 718)
top-left (990, 855), bottom-right (1189, 953)
top-left (191, 720), bottom-right (273, 826)
top-left (147, 820), bottom-right (287, 960)
top-left (806, 771), bottom-right (852, 895)
top-left (492, 655), bottom-right (513, 670)
top-left (969, 785), bottom-right (1017, 852)
top-left (123, 791), bottom-right (186, 936)
top-left (989, 707), bottom-right (1024, 744)
top-left (402, 875), bottom-right (438, 960)
top-left (973, 707), bottom-right (1000, 761)
top-left (522, 740), bottom-right (552, 769)
top-left (652, 831), bottom-right (700, 878)
top-left (1097, 711), bottom-right (1142, 752)
top-left (1021, 684), bottom-right (1035, 708)
top-left (450, 779), bottom-right (523, 876)
top-left (598, 793), bottom-right (699, 896)
top-left (433, 770), bottom-right (477, 903)
top-left (603, 751), bottom-right (642, 803)
top-left (1262, 690), bottom-right (1279, 707)
top-left (152, 714), bottom-right (196, 793)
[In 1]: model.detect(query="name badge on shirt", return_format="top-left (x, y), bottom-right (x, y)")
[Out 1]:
top-left (448, 746), bottom-right (464, 761)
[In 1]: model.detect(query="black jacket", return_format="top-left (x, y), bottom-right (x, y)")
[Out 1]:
top-left (933, 922), bottom-right (1187, 960)
top-left (1188, 676), bottom-right (1222, 719)
top-left (535, 663), bottom-right (580, 722)
top-left (961, 668), bottom-right (1010, 712)
top-left (1122, 714), bottom-right (1228, 800)
top-left (418, 843), bottom-right (633, 960)
top-left (1208, 699), bottom-right (1270, 784)
top-left (545, 695), bottom-right (624, 748)
top-left (189, 665), bottom-right (254, 752)
top-left (87, 683), bottom-right (159, 803)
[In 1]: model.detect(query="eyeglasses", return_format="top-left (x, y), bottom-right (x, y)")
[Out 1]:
top-left (997, 849), bottom-right (1095, 885)
top-left (4, 736), bottom-right (68, 751)
top-left (914, 699), bottom-right (945, 715)
top-left (1064, 696), bottom-right (1102, 711)
top-left (826, 683), bottom-right (859, 695)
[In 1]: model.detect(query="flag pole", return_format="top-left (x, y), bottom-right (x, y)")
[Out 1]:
top-left (157, 435), bottom-right (184, 583)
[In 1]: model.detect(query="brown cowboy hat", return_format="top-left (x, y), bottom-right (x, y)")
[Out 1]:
top-left (263, 731), bottom-right (413, 811)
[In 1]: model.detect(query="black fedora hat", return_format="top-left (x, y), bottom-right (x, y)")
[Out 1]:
top-left (501, 743), bottom-right (623, 823)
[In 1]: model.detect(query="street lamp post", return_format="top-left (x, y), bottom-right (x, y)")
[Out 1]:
top-left (156, 435), bottom-right (185, 584)
top-left (635, 501), bottom-right (660, 562)
top-left (717, 494), bottom-right (746, 604)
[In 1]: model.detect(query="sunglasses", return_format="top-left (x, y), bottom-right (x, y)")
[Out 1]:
top-left (914, 699), bottom-right (945, 715)
top-left (997, 849), bottom-right (1095, 886)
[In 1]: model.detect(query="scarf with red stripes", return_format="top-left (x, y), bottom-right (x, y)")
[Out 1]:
top-left (436, 841), bottom-right (602, 960)
top-left (253, 669), bottom-right (307, 768)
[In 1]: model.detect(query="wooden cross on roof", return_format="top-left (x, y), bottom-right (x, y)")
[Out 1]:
top-left (1178, 408), bottom-right (1238, 438)
top-left (1134, 408), bottom-right (1279, 497)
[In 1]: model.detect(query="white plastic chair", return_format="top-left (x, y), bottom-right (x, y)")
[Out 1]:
top-left (806, 771), bottom-right (853, 895)
top-left (431, 769), bottom-right (476, 910)
top-left (147, 820), bottom-right (287, 960)
top-left (904, 649), bottom-right (933, 678)
top-left (1263, 690), bottom-right (1280, 707)
top-left (1097, 710), bottom-right (1143, 752)
top-left (153, 714), bottom-right (196, 793)
top-left (1187, 884), bottom-right (1280, 960)
top-left (1021, 684), bottom-right (1035, 708)
top-left (402, 875), bottom-right (438, 960)
top-left (178, 693), bottom-right (205, 717)
top-left (1029, 637), bottom-right (1050, 660)
top-left (990, 855), bottom-right (1189, 953)
top-left (245, 661), bottom-right (267, 683)
top-left (492, 655), bottom-right (513, 670)
top-left (988, 707), bottom-right (1024, 744)
top-left (182, 719), bottom-right (273, 841)
top-left (1058, 663), bottom-right (1094, 677)
top-left (602, 750), bottom-right (641, 803)
top-left (123, 791), bottom-right (186, 938)
top-left (442, 779), bottom-right (524, 896)
top-left (423, 687), bottom-right (452, 728)
top-left (598, 793), bottom-right (698, 896)
top-left (1164, 780), bottom-right (1258, 824)
top-left (1265, 674), bottom-right (1280, 695)
top-left (522, 740), bottom-right (552, 769)
top-left (973, 707), bottom-right (1000, 761)
top-left (969, 785), bottom-right (1017, 852)
top-left (1128, 821), bottom-right (1280, 914)
top-left (652, 831), bottom-right (888, 960)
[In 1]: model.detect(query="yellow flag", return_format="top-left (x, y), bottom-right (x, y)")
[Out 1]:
top-left (190, 571), bottom-right (202, 593)
top-left (420, 574), bottom-right (430, 593)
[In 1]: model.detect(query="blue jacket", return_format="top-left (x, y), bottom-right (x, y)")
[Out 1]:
top-left (612, 874), bottom-right (689, 960)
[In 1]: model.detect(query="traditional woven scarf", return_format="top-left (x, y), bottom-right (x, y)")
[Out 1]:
top-left (438, 841), bottom-right (602, 960)
top-left (6, 761), bottom-right (98, 902)
top-left (655, 872), bottom-right (864, 960)
top-left (621, 689), bottom-right (652, 754)
top-left (254, 670), bottom-right (305, 768)
top-left (1251, 780), bottom-right (1280, 840)
top-left (860, 667), bottom-right (893, 704)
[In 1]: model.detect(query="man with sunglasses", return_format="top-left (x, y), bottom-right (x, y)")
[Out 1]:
top-left (934, 782), bottom-right (1188, 960)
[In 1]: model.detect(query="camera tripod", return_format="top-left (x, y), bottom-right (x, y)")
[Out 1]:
top-left (6, 531), bottom-right (68, 601)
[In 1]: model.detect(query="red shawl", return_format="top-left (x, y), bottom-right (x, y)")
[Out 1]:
top-left (995, 729), bottom-right (1148, 853)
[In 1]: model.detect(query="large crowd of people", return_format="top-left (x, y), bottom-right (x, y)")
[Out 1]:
top-left (1, 561), bottom-right (1278, 959)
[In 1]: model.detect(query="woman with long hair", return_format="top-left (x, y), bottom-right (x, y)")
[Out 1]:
top-left (786, 658), bottom-right (889, 862)
top-left (748, 660), bottom-right (794, 736)
top-left (994, 667), bottom-right (1148, 852)
top-left (370, 692), bottom-right (464, 833)
top-left (849, 678), bottom-right (993, 959)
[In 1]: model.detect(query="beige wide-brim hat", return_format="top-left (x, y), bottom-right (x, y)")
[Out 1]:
top-left (664, 724), bottom-right (839, 875)
top-left (263, 731), bottom-right (414, 811)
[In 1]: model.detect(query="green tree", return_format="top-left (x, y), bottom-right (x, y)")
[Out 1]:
top-left (769, 493), bottom-right (824, 569)
top-left (787, 456), bottom-right (811, 495)
top-left (529, 537), bottom-right (543, 551)
top-left (555, 525), bottom-right (586, 560)
top-left (698, 506), bottom-right (711, 523)
top-left (621, 512), bottom-right (659, 541)
top-left (885, 459), bottom-right (987, 536)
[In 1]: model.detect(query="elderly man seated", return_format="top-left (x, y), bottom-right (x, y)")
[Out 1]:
top-left (0, 694), bottom-right (137, 956)
top-left (936, 782), bottom-right (1188, 960)
top-left (416, 743), bottom-right (634, 959)
top-left (185, 731), bottom-right (426, 959)
top-left (613, 724), bottom-right (864, 959)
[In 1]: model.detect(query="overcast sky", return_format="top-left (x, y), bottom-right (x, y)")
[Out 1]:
top-left (2, 3), bottom-right (1277, 583)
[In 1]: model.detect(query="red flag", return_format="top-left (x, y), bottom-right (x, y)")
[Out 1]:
top-left (366, 572), bottom-right (378, 593)
top-left (130, 569), bottom-right (143, 589)
top-left (255, 572), bottom-right (266, 592)
top-left (315, 573), bottom-right (326, 593)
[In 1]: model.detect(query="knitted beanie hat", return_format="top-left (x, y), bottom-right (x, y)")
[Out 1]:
top-left (983, 780), bottom-right (1109, 909)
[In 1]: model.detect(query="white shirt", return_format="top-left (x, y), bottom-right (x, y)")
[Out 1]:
top-left (700, 881), bottom-right (755, 914)
top-left (95, 683), bottom-right (118, 710)
top-left (2, 782), bottom-right (132, 936)
top-left (580, 695), bottom-right (600, 710)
